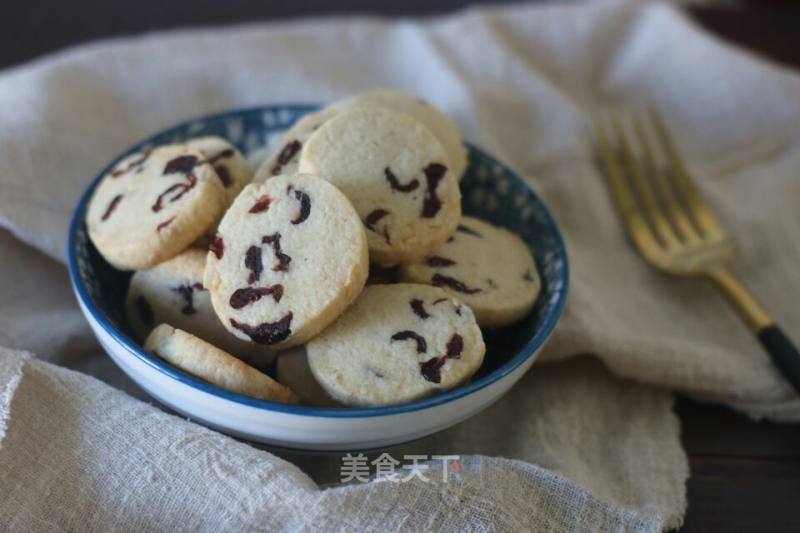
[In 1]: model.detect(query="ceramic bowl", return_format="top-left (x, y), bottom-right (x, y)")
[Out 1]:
top-left (67, 105), bottom-right (568, 451)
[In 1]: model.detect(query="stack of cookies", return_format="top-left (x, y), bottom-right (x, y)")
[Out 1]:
top-left (86, 90), bottom-right (541, 408)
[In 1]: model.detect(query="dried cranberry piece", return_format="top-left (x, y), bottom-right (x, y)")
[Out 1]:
top-left (364, 209), bottom-right (389, 230)
top-left (230, 312), bottom-right (293, 344)
top-left (163, 155), bottom-right (200, 175)
top-left (110, 164), bottom-right (128, 178)
top-left (421, 163), bottom-right (447, 218)
top-left (457, 225), bottom-right (481, 237)
top-left (135, 296), bottom-right (153, 326)
top-left (207, 148), bottom-right (234, 164)
top-left (288, 186), bottom-right (311, 225)
top-left (244, 245), bottom-right (263, 284)
top-left (419, 333), bottom-right (464, 384)
top-left (185, 149), bottom-right (233, 187)
top-left (171, 284), bottom-right (198, 314)
top-left (445, 334), bottom-right (463, 359)
top-left (385, 167), bottom-right (419, 192)
top-left (364, 208), bottom-right (391, 244)
top-left (391, 330), bottom-right (427, 353)
top-left (262, 233), bottom-right (291, 272)
top-left (424, 255), bottom-right (456, 268)
top-left (110, 150), bottom-right (151, 177)
top-left (249, 195), bottom-right (272, 214)
top-left (271, 140), bottom-right (302, 175)
top-left (420, 357), bottom-right (446, 384)
top-left (229, 285), bottom-right (284, 309)
top-left (432, 273), bottom-right (481, 294)
top-left (210, 235), bottom-right (224, 259)
top-left (101, 194), bottom-right (123, 221)
top-left (522, 271), bottom-right (534, 282)
top-left (152, 175), bottom-right (197, 212)
top-left (214, 165), bottom-right (231, 187)
top-left (156, 216), bottom-right (176, 231)
top-left (410, 299), bottom-right (430, 319)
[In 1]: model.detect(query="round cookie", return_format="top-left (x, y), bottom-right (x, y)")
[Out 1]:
top-left (253, 108), bottom-right (339, 183)
top-left (298, 107), bottom-right (461, 266)
top-left (275, 347), bottom-right (341, 407)
top-left (203, 174), bottom-right (369, 349)
top-left (126, 248), bottom-right (275, 366)
top-left (326, 89), bottom-right (468, 181)
top-left (399, 216), bottom-right (541, 328)
top-left (144, 324), bottom-right (297, 404)
top-left (307, 284), bottom-right (485, 407)
top-left (186, 136), bottom-right (253, 206)
top-left (87, 143), bottom-right (226, 270)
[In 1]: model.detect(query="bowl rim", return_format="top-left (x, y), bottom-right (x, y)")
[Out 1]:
top-left (67, 104), bottom-right (569, 419)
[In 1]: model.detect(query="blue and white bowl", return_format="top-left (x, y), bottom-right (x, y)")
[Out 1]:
top-left (67, 105), bottom-right (568, 451)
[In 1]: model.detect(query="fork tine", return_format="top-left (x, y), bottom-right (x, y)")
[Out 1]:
top-left (610, 113), bottom-right (680, 249)
top-left (590, 112), bottom-right (660, 256)
top-left (630, 113), bottom-right (702, 245)
top-left (647, 108), bottom-right (727, 240)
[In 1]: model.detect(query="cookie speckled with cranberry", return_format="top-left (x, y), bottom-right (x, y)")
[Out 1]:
top-left (307, 284), bottom-right (485, 407)
top-left (125, 248), bottom-right (275, 366)
top-left (326, 89), bottom-right (468, 181)
top-left (185, 136), bottom-right (253, 207)
top-left (298, 107), bottom-right (461, 267)
top-left (86, 143), bottom-right (226, 270)
top-left (203, 173), bottom-right (369, 349)
top-left (253, 108), bottom-right (339, 182)
top-left (275, 347), bottom-right (341, 407)
top-left (399, 216), bottom-right (540, 328)
top-left (145, 324), bottom-right (297, 404)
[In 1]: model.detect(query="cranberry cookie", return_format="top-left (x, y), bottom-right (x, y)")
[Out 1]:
top-left (186, 136), bottom-right (253, 207)
top-left (298, 107), bottom-right (461, 266)
top-left (203, 174), bottom-right (369, 349)
top-left (275, 347), bottom-right (340, 407)
top-left (144, 324), bottom-right (297, 404)
top-left (307, 284), bottom-right (485, 407)
top-left (253, 108), bottom-right (339, 183)
top-left (326, 89), bottom-right (468, 180)
top-left (399, 216), bottom-right (540, 327)
top-left (86, 143), bottom-right (226, 270)
top-left (126, 248), bottom-right (275, 365)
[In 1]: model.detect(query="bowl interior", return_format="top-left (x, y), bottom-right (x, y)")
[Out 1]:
top-left (69, 105), bottom-right (568, 416)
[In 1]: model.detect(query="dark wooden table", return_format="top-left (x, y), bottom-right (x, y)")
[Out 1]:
top-left (4, 2), bottom-right (800, 531)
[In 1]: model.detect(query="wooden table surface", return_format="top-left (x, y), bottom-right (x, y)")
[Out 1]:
top-left (3, 2), bottom-right (800, 531)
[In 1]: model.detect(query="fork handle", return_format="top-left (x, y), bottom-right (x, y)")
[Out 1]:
top-left (758, 327), bottom-right (800, 392)
top-left (709, 268), bottom-right (800, 392)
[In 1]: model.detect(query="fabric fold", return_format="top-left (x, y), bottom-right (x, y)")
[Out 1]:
top-left (0, 349), bottom-right (30, 447)
top-left (0, 351), bottom-right (682, 531)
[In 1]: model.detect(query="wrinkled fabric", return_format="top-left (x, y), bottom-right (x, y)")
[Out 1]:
top-left (0, 349), bottom-right (677, 532)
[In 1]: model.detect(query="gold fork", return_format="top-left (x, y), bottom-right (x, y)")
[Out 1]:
top-left (591, 108), bottom-right (800, 391)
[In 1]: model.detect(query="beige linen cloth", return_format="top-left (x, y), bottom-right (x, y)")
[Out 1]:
top-left (1, 0), bottom-right (799, 530)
